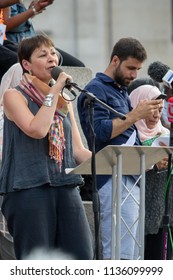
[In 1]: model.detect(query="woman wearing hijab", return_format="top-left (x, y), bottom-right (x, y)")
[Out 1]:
top-left (129, 84), bottom-right (173, 260)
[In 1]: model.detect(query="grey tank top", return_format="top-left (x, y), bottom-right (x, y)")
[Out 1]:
top-left (0, 87), bottom-right (83, 194)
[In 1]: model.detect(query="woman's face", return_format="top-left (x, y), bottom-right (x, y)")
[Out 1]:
top-left (23, 44), bottom-right (59, 84)
top-left (145, 99), bottom-right (164, 129)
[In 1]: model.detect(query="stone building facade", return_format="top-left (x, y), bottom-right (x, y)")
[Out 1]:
top-left (27, 0), bottom-right (173, 76)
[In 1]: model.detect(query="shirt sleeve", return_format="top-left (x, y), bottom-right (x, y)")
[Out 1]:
top-left (84, 84), bottom-right (113, 142)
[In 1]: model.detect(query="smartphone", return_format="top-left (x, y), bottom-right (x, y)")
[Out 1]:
top-left (155, 94), bottom-right (167, 100)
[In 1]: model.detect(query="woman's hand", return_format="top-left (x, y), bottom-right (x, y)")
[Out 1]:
top-left (155, 157), bottom-right (168, 170)
top-left (51, 72), bottom-right (73, 95)
top-left (29, 0), bottom-right (54, 14)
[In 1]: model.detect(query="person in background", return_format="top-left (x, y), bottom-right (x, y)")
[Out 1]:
top-left (0, 1), bottom-right (18, 81)
top-left (0, 34), bottom-right (93, 260)
top-left (77, 37), bottom-right (163, 259)
top-left (0, 0), bottom-right (48, 80)
top-left (0, 63), bottom-right (22, 104)
top-left (129, 83), bottom-right (173, 260)
top-left (0, 0), bottom-right (85, 82)
top-left (0, 45), bottom-right (17, 83)
top-left (0, 63), bottom-right (22, 164)
top-left (0, 1), bottom-right (54, 47)
top-left (147, 60), bottom-right (172, 130)
top-left (160, 86), bottom-right (172, 130)
top-left (0, 63), bottom-right (22, 260)
top-left (3, 0), bottom-right (85, 66)
top-left (3, 0), bottom-right (54, 42)
top-left (127, 77), bottom-right (160, 94)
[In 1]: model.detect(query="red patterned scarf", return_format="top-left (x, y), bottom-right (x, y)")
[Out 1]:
top-left (19, 73), bottom-right (69, 172)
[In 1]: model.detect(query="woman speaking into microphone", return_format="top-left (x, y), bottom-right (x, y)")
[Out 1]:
top-left (0, 34), bottom-right (93, 260)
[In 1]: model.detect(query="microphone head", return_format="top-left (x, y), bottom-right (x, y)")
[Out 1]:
top-left (147, 61), bottom-right (170, 83)
top-left (167, 96), bottom-right (173, 123)
top-left (51, 66), bottom-right (63, 81)
top-left (162, 69), bottom-right (173, 89)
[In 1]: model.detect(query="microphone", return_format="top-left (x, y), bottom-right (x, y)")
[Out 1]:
top-left (162, 70), bottom-right (173, 89)
top-left (147, 61), bottom-right (173, 89)
top-left (52, 67), bottom-right (126, 119)
top-left (148, 61), bottom-right (170, 83)
top-left (167, 96), bottom-right (173, 146)
top-left (148, 61), bottom-right (173, 89)
top-left (51, 66), bottom-right (77, 97)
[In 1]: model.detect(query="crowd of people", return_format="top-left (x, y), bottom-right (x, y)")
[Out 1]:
top-left (0, 1), bottom-right (173, 261)
top-left (77, 38), bottom-right (171, 260)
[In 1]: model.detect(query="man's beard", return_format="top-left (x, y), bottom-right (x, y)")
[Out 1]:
top-left (115, 74), bottom-right (127, 86)
top-left (114, 67), bottom-right (132, 87)
top-left (114, 67), bottom-right (128, 86)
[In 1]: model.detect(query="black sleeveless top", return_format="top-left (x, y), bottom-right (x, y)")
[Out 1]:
top-left (0, 87), bottom-right (83, 194)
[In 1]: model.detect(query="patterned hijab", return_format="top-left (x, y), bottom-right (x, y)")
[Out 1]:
top-left (129, 85), bottom-right (169, 141)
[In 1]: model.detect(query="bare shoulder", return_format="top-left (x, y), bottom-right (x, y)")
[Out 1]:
top-left (4, 88), bottom-right (26, 103)
top-left (4, 88), bottom-right (18, 95)
top-left (3, 88), bottom-right (28, 119)
top-left (3, 88), bottom-right (27, 107)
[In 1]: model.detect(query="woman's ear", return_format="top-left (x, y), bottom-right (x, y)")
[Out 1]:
top-left (22, 59), bottom-right (31, 73)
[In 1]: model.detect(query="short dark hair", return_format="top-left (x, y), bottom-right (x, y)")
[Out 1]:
top-left (110, 37), bottom-right (147, 63)
top-left (17, 34), bottom-right (56, 73)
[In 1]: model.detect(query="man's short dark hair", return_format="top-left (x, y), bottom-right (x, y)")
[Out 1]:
top-left (110, 37), bottom-right (147, 63)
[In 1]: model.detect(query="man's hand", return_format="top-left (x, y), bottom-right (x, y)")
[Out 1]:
top-left (111, 99), bottom-right (163, 139)
top-left (132, 99), bottom-right (163, 121)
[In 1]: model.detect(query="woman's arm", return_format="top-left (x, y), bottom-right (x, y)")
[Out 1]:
top-left (3, 72), bottom-right (69, 139)
top-left (3, 7), bottom-right (36, 31)
top-left (0, 1), bottom-right (20, 8)
top-left (3, 1), bottom-right (54, 31)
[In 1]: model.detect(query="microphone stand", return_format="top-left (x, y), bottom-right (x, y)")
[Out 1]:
top-left (70, 83), bottom-right (126, 120)
top-left (161, 122), bottom-right (173, 260)
top-left (161, 153), bottom-right (172, 260)
top-left (70, 83), bottom-right (126, 259)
